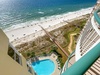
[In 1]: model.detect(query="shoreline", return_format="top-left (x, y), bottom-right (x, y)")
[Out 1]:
top-left (4, 7), bottom-right (93, 32)
top-left (5, 7), bottom-right (93, 46)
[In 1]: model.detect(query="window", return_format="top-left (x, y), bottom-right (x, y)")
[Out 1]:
top-left (27, 64), bottom-right (33, 74)
top-left (8, 46), bottom-right (14, 59)
top-left (8, 46), bottom-right (22, 65)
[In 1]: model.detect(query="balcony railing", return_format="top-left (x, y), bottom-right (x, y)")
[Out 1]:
top-left (61, 50), bottom-right (75, 74)
top-left (61, 43), bottom-right (100, 75)
top-left (94, 9), bottom-right (100, 28)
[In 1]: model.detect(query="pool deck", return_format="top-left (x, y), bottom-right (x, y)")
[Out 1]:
top-left (38, 53), bottom-right (61, 75)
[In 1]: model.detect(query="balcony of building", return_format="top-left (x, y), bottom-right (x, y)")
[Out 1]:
top-left (0, 29), bottom-right (35, 75)
top-left (92, 9), bottom-right (100, 36)
top-left (61, 42), bottom-right (100, 75)
top-left (8, 43), bottom-right (35, 75)
top-left (61, 50), bottom-right (75, 74)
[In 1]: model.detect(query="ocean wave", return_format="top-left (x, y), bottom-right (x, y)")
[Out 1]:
top-left (38, 11), bottom-right (44, 14)
top-left (50, 10), bottom-right (53, 12)
top-left (4, 7), bottom-right (93, 32)
top-left (58, 8), bottom-right (62, 10)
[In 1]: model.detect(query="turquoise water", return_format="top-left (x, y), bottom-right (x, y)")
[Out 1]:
top-left (31, 59), bottom-right (55, 75)
top-left (0, 0), bottom-right (97, 29)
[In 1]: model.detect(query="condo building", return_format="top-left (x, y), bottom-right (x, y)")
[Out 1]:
top-left (0, 29), bottom-right (35, 75)
top-left (61, 1), bottom-right (100, 75)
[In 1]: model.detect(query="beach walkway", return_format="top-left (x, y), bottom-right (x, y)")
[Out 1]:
top-left (39, 25), bottom-right (69, 57)
top-left (68, 33), bottom-right (77, 53)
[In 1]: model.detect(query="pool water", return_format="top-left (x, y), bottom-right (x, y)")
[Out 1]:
top-left (31, 59), bottom-right (55, 75)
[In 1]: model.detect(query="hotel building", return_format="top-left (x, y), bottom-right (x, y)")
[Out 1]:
top-left (0, 29), bottom-right (35, 75)
top-left (61, 1), bottom-right (100, 75)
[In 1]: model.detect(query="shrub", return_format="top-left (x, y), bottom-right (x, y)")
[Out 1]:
top-left (27, 52), bottom-right (30, 57)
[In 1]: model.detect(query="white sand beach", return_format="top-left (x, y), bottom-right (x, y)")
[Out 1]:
top-left (5, 7), bottom-right (93, 46)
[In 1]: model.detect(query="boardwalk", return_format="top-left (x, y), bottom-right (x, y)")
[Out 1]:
top-left (39, 25), bottom-right (69, 57)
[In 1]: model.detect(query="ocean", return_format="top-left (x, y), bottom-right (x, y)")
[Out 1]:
top-left (0, 0), bottom-right (97, 30)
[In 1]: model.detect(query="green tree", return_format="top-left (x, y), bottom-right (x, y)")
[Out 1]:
top-left (27, 52), bottom-right (30, 57)
top-left (51, 46), bottom-right (62, 57)
top-left (43, 52), bottom-right (47, 56)
top-left (30, 52), bottom-right (35, 58)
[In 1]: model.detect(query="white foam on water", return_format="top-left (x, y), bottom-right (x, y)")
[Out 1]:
top-left (38, 11), bottom-right (45, 14)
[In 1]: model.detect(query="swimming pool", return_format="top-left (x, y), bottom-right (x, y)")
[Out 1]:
top-left (31, 59), bottom-right (55, 75)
